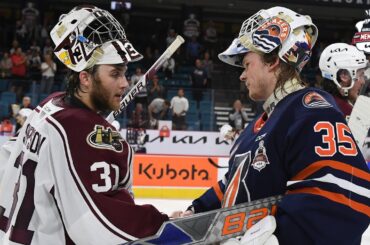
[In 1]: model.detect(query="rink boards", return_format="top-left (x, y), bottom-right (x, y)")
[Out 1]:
top-left (132, 154), bottom-right (229, 199)
top-left (0, 129), bottom-right (231, 199)
top-left (123, 129), bottom-right (231, 198)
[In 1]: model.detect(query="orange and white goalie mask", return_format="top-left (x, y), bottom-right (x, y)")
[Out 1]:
top-left (218, 6), bottom-right (318, 72)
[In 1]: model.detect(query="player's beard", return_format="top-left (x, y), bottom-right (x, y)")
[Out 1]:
top-left (90, 76), bottom-right (116, 112)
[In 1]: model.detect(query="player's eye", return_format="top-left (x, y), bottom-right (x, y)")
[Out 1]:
top-left (111, 72), bottom-right (122, 78)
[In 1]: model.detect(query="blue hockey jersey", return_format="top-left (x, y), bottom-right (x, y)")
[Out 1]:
top-left (192, 87), bottom-right (370, 244)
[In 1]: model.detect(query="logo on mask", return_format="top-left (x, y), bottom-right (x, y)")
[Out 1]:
top-left (252, 17), bottom-right (290, 53)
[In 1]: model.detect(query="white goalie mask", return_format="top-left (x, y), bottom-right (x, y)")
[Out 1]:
top-left (50, 5), bottom-right (143, 72)
top-left (319, 43), bottom-right (367, 95)
top-left (218, 6), bottom-right (318, 72)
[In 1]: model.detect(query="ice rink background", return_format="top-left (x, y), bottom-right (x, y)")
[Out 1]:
top-left (137, 198), bottom-right (370, 244)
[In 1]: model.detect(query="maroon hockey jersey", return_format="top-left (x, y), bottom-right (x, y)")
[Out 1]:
top-left (0, 92), bottom-right (168, 244)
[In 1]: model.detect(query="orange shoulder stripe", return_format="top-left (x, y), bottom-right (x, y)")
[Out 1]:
top-left (253, 112), bottom-right (268, 133)
top-left (212, 182), bottom-right (224, 202)
top-left (292, 160), bottom-right (370, 182)
top-left (287, 187), bottom-right (370, 218)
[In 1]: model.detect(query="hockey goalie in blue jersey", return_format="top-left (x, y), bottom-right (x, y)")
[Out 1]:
top-left (177, 6), bottom-right (370, 245)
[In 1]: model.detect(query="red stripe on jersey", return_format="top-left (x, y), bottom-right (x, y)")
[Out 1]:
top-left (287, 187), bottom-right (370, 218)
top-left (291, 160), bottom-right (370, 182)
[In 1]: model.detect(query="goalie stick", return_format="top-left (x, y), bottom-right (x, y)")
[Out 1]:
top-left (125, 195), bottom-right (282, 245)
top-left (348, 95), bottom-right (370, 149)
top-left (106, 35), bottom-right (185, 123)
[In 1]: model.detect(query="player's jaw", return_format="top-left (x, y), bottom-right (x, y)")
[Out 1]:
top-left (90, 65), bottom-right (128, 112)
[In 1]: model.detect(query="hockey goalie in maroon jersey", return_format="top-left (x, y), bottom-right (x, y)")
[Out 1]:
top-left (0, 5), bottom-right (172, 245)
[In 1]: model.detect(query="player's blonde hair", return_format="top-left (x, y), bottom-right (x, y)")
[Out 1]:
top-left (261, 49), bottom-right (305, 94)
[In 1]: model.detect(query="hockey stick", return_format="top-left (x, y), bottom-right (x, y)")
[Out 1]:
top-left (106, 35), bottom-right (185, 123)
top-left (125, 195), bottom-right (282, 245)
top-left (348, 95), bottom-right (370, 148)
top-left (208, 157), bottom-right (228, 168)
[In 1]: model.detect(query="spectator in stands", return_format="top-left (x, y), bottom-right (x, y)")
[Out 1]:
top-left (170, 88), bottom-right (189, 130)
top-left (10, 47), bottom-right (27, 100)
top-left (21, 95), bottom-right (34, 109)
top-left (162, 57), bottom-right (175, 79)
top-left (191, 58), bottom-right (207, 105)
top-left (153, 48), bottom-right (160, 60)
top-left (10, 47), bottom-right (27, 79)
top-left (14, 21), bottom-right (26, 47)
top-left (166, 28), bottom-right (177, 47)
top-left (0, 52), bottom-right (12, 78)
top-left (203, 20), bottom-right (218, 58)
top-left (40, 20), bottom-right (52, 45)
top-left (40, 53), bottom-right (56, 94)
top-left (186, 35), bottom-right (202, 64)
top-left (42, 38), bottom-right (53, 56)
top-left (148, 74), bottom-right (165, 102)
top-left (27, 48), bottom-right (41, 81)
top-left (319, 43), bottom-right (366, 119)
top-left (129, 102), bottom-right (147, 128)
top-left (131, 67), bottom-right (148, 107)
top-left (29, 39), bottom-right (41, 53)
top-left (10, 96), bottom-right (33, 133)
top-left (229, 99), bottom-right (248, 131)
top-left (201, 51), bottom-right (213, 87)
top-left (148, 98), bottom-right (170, 129)
top-left (143, 46), bottom-right (155, 68)
top-left (9, 40), bottom-right (20, 55)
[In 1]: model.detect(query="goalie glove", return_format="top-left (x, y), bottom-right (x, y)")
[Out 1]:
top-left (221, 216), bottom-right (278, 245)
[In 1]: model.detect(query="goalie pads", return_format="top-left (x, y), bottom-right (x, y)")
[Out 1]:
top-left (221, 216), bottom-right (278, 245)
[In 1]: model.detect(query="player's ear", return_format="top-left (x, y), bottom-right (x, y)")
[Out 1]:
top-left (338, 70), bottom-right (351, 86)
top-left (79, 71), bottom-right (91, 87)
top-left (267, 57), bottom-right (280, 72)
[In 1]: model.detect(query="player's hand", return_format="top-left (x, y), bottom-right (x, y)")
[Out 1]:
top-left (169, 210), bottom-right (183, 219)
top-left (169, 209), bottom-right (194, 219)
top-left (181, 210), bottom-right (194, 217)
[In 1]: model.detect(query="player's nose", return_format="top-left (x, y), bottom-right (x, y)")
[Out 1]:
top-left (240, 69), bottom-right (247, 83)
top-left (120, 75), bottom-right (129, 89)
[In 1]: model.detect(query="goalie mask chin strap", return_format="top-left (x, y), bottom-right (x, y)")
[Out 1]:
top-left (263, 78), bottom-right (305, 117)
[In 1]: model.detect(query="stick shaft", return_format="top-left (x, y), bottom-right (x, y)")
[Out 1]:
top-left (106, 35), bottom-right (185, 123)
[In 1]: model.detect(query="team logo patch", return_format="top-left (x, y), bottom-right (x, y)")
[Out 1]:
top-left (87, 125), bottom-right (124, 152)
top-left (252, 17), bottom-right (290, 53)
top-left (302, 92), bottom-right (332, 109)
top-left (251, 140), bottom-right (270, 171)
